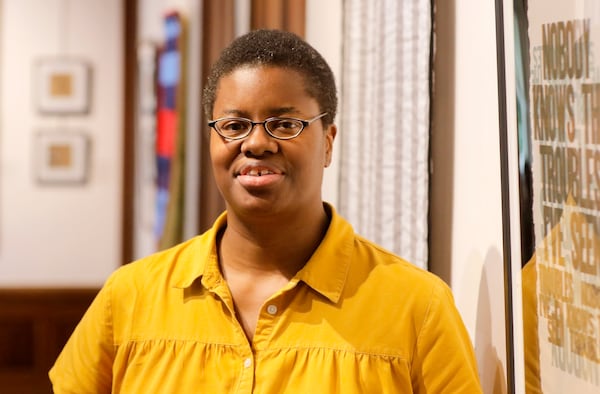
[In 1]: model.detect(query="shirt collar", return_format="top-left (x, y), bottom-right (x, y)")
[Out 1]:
top-left (172, 204), bottom-right (355, 304)
top-left (171, 212), bottom-right (227, 290)
top-left (293, 203), bottom-right (354, 303)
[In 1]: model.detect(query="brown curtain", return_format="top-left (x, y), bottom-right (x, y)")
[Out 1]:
top-left (197, 0), bottom-right (306, 232)
top-left (251, 0), bottom-right (305, 37)
top-left (198, 1), bottom-right (235, 232)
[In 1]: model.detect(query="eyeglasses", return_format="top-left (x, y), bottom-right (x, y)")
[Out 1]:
top-left (208, 112), bottom-right (328, 140)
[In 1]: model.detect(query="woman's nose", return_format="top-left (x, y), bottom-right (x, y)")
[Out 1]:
top-left (240, 123), bottom-right (279, 156)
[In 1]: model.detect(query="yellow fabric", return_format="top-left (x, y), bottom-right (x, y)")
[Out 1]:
top-left (49, 205), bottom-right (482, 393)
top-left (522, 256), bottom-right (541, 394)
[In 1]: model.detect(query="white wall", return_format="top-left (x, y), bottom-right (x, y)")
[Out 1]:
top-left (431, 0), bottom-right (509, 392)
top-left (306, 0), bottom-right (343, 206)
top-left (0, 0), bottom-right (123, 286)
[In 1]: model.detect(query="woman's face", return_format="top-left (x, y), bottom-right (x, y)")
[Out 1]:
top-left (209, 65), bottom-right (336, 220)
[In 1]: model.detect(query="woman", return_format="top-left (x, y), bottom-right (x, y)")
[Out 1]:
top-left (50, 29), bottom-right (482, 393)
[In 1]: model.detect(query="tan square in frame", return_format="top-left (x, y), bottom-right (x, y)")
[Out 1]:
top-left (36, 59), bottom-right (90, 114)
top-left (49, 73), bottom-right (74, 97)
top-left (48, 144), bottom-right (73, 168)
top-left (35, 132), bottom-right (89, 184)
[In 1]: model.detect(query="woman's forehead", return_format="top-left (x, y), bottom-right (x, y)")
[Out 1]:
top-left (215, 66), bottom-right (311, 98)
top-left (228, 64), bottom-right (310, 83)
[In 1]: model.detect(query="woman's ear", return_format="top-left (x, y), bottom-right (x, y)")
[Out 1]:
top-left (324, 124), bottom-right (337, 167)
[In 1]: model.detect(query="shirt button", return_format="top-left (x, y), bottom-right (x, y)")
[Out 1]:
top-left (266, 304), bottom-right (278, 315)
top-left (243, 358), bottom-right (252, 368)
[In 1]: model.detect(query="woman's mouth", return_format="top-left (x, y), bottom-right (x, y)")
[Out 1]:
top-left (237, 165), bottom-right (283, 188)
top-left (245, 168), bottom-right (275, 176)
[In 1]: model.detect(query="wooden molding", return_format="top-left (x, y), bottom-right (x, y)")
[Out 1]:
top-left (0, 288), bottom-right (99, 394)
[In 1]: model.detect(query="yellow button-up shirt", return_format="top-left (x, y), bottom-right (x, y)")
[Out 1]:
top-left (50, 206), bottom-right (482, 393)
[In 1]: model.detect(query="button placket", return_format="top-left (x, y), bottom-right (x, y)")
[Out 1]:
top-left (236, 351), bottom-right (255, 393)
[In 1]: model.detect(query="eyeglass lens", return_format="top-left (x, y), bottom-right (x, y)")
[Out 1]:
top-left (215, 118), bottom-right (304, 139)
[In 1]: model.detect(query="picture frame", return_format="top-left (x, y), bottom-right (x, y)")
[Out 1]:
top-left (35, 58), bottom-right (91, 114)
top-left (494, 1), bottom-right (523, 391)
top-left (496, 0), bottom-right (600, 393)
top-left (35, 131), bottom-right (90, 184)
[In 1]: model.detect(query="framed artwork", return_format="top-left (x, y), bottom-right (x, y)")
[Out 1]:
top-left (35, 131), bottom-right (90, 184)
top-left (35, 59), bottom-right (91, 114)
top-left (496, 0), bottom-right (600, 393)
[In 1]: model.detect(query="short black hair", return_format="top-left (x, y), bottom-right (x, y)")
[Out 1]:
top-left (203, 29), bottom-right (337, 126)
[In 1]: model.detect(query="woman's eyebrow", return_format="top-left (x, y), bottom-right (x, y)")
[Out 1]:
top-left (219, 109), bottom-right (247, 117)
top-left (267, 107), bottom-right (299, 117)
top-left (218, 107), bottom-right (300, 118)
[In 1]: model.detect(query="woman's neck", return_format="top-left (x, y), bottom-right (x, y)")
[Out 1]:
top-left (219, 206), bottom-right (330, 278)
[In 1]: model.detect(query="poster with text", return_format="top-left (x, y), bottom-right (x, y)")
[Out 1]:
top-left (527, 1), bottom-right (600, 392)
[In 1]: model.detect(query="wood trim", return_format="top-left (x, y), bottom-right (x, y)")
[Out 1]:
top-left (198, 1), bottom-right (234, 232)
top-left (0, 288), bottom-right (99, 394)
top-left (252, 0), bottom-right (285, 30)
top-left (121, 0), bottom-right (137, 264)
top-left (251, 0), bottom-right (306, 37)
top-left (284, 0), bottom-right (306, 38)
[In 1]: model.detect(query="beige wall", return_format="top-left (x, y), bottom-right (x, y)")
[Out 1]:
top-left (0, 0), bottom-right (124, 286)
top-left (431, 0), bottom-right (510, 392)
top-left (306, 0), bottom-right (342, 205)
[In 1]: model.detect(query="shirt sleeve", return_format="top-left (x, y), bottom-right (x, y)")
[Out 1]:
top-left (48, 274), bottom-right (116, 394)
top-left (411, 280), bottom-right (483, 393)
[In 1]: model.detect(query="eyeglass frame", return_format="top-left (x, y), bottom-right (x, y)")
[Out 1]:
top-left (207, 112), bottom-right (329, 141)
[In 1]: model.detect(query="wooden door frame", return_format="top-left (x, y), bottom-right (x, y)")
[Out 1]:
top-left (121, 0), bottom-right (137, 264)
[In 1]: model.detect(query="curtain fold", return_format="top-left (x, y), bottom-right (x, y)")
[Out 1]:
top-left (340, 0), bottom-right (431, 269)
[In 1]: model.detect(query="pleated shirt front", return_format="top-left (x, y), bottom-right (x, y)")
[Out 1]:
top-left (49, 206), bottom-right (482, 393)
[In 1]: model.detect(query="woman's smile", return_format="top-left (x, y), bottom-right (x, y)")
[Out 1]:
top-left (236, 163), bottom-right (284, 189)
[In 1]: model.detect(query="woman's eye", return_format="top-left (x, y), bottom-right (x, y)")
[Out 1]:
top-left (280, 121), bottom-right (296, 129)
top-left (221, 121), bottom-right (248, 131)
top-left (271, 119), bottom-right (299, 131)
